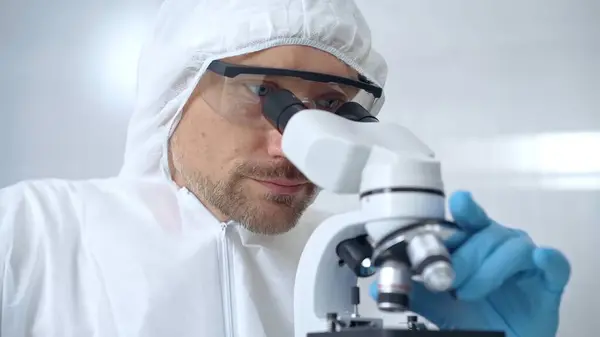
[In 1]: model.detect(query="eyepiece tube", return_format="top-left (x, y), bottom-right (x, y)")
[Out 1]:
top-left (336, 102), bottom-right (379, 123)
top-left (262, 89), bottom-right (307, 133)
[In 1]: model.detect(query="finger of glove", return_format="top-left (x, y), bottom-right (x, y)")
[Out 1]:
top-left (369, 280), bottom-right (377, 299)
top-left (451, 223), bottom-right (515, 289)
top-left (449, 191), bottom-right (491, 233)
top-left (533, 247), bottom-right (571, 294)
top-left (456, 234), bottom-right (536, 301)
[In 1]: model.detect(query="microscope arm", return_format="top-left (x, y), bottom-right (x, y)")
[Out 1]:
top-left (293, 210), bottom-right (368, 337)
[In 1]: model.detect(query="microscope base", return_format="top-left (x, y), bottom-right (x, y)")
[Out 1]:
top-left (308, 329), bottom-right (504, 337)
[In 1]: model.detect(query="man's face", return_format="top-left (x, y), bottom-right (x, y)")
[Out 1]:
top-left (170, 46), bottom-right (357, 235)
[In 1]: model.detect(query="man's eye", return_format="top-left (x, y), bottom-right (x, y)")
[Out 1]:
top-left (245, 83), bottom-right (276, 97)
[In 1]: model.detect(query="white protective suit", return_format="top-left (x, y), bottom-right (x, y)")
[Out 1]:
top-left (0, 0), bottom-right (387, 336)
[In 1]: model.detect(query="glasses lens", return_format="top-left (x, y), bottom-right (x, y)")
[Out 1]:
top-left (197, 72), bottom-right (376, 128)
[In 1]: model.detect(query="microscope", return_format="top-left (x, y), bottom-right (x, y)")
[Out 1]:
top-left (263, 90), bottom-right (505, 337)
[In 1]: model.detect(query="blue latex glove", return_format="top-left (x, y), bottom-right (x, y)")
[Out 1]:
top-left (369, 191), bottom-right (571, 337)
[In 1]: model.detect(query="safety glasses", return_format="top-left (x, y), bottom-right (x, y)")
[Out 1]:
top-left (195, 60), bottom-right (382, 129)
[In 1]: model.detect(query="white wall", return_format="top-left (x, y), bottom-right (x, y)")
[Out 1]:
top-left (0, 0), bottom-right (159, 185)
top-left (1, 0), bottom-right (598, 336)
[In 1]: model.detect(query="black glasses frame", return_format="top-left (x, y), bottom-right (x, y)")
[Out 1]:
top-left (207, 60), bottom-right (383, 98)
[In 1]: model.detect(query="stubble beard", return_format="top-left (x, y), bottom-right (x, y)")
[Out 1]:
top-left (181, 164), bottom-right (319, 235)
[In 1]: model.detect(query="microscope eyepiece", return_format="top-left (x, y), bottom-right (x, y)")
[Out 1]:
top-left (262, 89), bottom-right (306, 133)
top-left (263, 90), bottom-right (379, 133)
top-left (335, 102), bottom-right (379, 123)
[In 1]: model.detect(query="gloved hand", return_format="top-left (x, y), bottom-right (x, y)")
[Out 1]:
top-left (369, 191), bottom-right (571, 337)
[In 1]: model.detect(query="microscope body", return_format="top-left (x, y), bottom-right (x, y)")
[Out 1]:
top-left (262, 90), bottom-right (505, 337)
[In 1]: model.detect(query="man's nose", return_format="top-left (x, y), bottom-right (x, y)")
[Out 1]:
top-left (266, 128), bottom-right (285, 158)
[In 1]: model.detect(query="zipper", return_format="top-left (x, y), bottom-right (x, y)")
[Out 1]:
top-left (219, 222), bottom-right (235, 337)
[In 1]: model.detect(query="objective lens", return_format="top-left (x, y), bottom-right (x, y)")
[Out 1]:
top-left (376, 259), bottom-right (411, 312)
top-left (406, 233), bottom-right (454, 292)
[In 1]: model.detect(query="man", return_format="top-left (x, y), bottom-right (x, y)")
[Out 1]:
top-left (0, 0), bottom-right (570, 336)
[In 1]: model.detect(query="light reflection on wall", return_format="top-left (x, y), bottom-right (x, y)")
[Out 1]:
top-left (88, 8), bottom-right (155, 107)
top-left (433, 131), bottom-right (600, 190)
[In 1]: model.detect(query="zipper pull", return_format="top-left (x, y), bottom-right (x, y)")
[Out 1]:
top-left (221, 220), bottom-right (237, 231)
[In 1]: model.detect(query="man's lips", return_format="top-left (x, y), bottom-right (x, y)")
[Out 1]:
top-left (258, 179), bottom-right (308, 187)
top-left (251, 178), bottom-right (310, 194)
